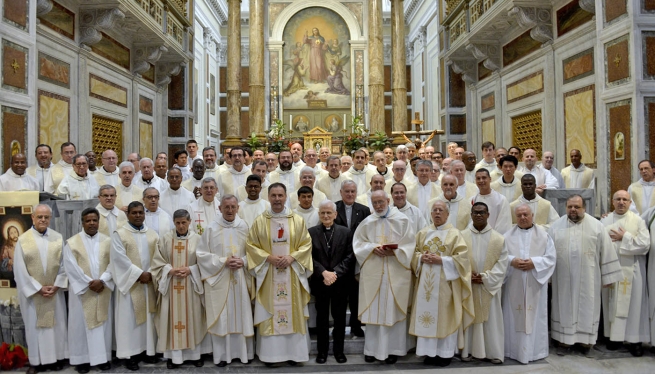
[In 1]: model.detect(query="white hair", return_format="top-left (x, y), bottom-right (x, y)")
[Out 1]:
top-left (139, 157), bottom-right (153, 168)
top-left (341, 179), bottom-right (357, 191)
top-left (396, 145), bottom-right (408, 152)
top-left (318, 199), bottom-right (337, 212)
top-left (33, 204), bottom-right (53, 215)
top-left (299, 166), bottom-right (315, 176)
top-left (118, 161), bottom-right (134, 172)
top-left (514, 203), bottom-right (533, 215)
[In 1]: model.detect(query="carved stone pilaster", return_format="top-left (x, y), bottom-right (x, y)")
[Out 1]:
top-left (203, 27), bottom-right (215, 50)
top-left (217, 44), bottom-right (227, 65)
top-left (36, 0), bottom-right (53, 16)
top-left (79, 8), bottom-right (125, 48)
top-left (134, 45), bottom-right (168, 75)
top-left (406, 41), bottom-right (414, 62)
top-left (508, 7), bottom-right (552, 44)
top-left (156, 62), bottom-right (185, 87)
top-left (578, 0), bottom-right (595, 14)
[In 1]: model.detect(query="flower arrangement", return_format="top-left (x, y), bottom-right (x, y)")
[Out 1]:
top-left (343, 116), bottom-right (368, 153)
top-left (245, 132), bottom-right (263, 150)
top-left (0, 343), bottom-right (28, 370)
top-left (267, 119), bottom-right (290, 153)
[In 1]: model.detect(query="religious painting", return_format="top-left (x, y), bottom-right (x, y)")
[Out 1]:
top-left (614, 132), bottom-right (625, 160)
top-left (0, 192), bottom-right (39, 288)
top-left (210, 73), bottom-right (216, 115)
top-left (556, 0), bottom-right (593, 37)
top-left (90, 32), bottom-right (130, 70)
top-left (282, 7), bottom-right (351, 110)
top-left (293, 115), bottom-right (310, 132)
top-left (38, 52), bottom-right (70, 88)
top-left (324, 114), bottom-right (343, 132)
top-left (1, 106), bottom-right (27, 172)
top-left (38, 1), bottom-right (74, 40)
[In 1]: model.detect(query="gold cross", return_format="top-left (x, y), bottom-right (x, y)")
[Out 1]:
top-left (614, 54), bottom-right (621, 67)
top-left (619, 278), bottom-right (631, 295)
top-left (227, 236), bottom-right (238, 256)
top-left (11, 59), bottom-right (20, 73)
top-left (195, 213), bottom-right (205, 234)
top-left (174, 321), bottom-right (186, 333)
top-left (173, 280), bottom-right (185, 294)
top-left (516, 304), bottom-right (523, 312)
top-left (174, 241), bottom-right (185, 254)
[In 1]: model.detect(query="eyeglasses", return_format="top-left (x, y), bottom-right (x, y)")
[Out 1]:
top-left (144, 195), bottom-right (160, 200)
top-left (74, 163), bottom-right (88, 167)
top-left (99, 194), bottom-right (116, 198)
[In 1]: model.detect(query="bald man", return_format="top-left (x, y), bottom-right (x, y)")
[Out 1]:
top-left (561, 149), bottom-right (595, 189)
top-left (0, 153), bottom-right (39, 191)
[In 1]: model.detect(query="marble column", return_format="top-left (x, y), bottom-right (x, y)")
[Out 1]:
top-left (223, 0), bottom-right (242, 146)
top-left (391, 0), bottom-right (407, 144)
top-left (368, 0), bottom-right (385, 133)
top-left (249, 0), bottom-right (265, 139)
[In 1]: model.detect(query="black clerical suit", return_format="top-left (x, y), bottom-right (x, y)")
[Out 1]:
top-left (334, 200), bottom-right (370, 335)
top-left (309, 223), bottom-right (354, 356)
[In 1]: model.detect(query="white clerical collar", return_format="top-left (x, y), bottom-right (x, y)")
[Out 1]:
top-left (349, 166), bottom-right (366, 174)
top-left (37, 162), bottom-right (53, 170)
top-left (470, 223), bottom-right (491, 234)
top-left (245, 197), bottom-right (262, 204)
top-left (120, 183), bottom-right (132, 190)
top-left (612, 212), bottom-right (627, 219)
top-left (447, 193), bottom-right (462, 202)
top-left (7, 169), bottom-right (26, 178)
top-left (436, 223), bottom-right (449, 230)
top-left (31, 227), bottom-right (48, 237)
top-left (146, 208), bottom-right (161, 214)
top-left (296, 206), bottom-right (315, 213)
top-left (58, 160), bottom-right (72, 168)
top-left (98, 205), bottom-right (119, 216)
top-left (71, 172), bottom-right (89, 181)
top-left (99, 166), bottom-right (118, 175)
top-left (568, 216), bottom-right (585, 225)
top-left (639, 178), bottom-right (655, 186)
top-left (126, 222), bottom-right (147, 232)
top-left (277, 167), bottom-right (294, 174)
top-left (83, 232), bottom-right (99, 240)
top-left (572, 164), bottom-right (586, 171)
top-left (518, 224), bottom-right (534, 231)
top-left (200, 198), bottom-right (216, 206)
top-left (231, 166), bottom-right (248, 174)
top-left (521, 195), bottom-right (540, 202)
top-left (269, 206), bottom-right (291, 217)
top-left (329, 174), bottom-right (341, 180)
top-left (394, 202), bottom-right (407, 210)
top-left (168, 187), bottom-right (182, 193)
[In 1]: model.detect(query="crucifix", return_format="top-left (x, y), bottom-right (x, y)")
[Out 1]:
top-left (173, 280), bottom-right (185, 294)
top-left (195, 213), bottom-right (205, 234)
top-left (619, 277), bottom-right (631, 295)
top-left (174, 321), bottom-right (186, 334)
top-left (174, 241), bottom-right (186, 255)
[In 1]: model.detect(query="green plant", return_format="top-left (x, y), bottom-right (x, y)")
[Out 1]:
top-left (245, 132), bottom-right (263, 150)
top-left (343, 116), bottom-right (368, 153)
top-left (369, 131), bottom-right (390, 151)
top-left (267, 119), bottom-right (289, 152)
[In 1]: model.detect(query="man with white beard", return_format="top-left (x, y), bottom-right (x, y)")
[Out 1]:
top-left (548, 195), bottom-right (622, 356)
top-left (460, 202), bottom-right (507, 364)
top-left (57, 154), bottom-right (100, 200)
top-left (502, 204), bottom-right (555, 364)
top-left (354, 190), bottom-right (415, 364)
top-left (143, 187), bottom-right (174, 236)
top-left (110, 202), bottom-right (159, 370)
top-left (198, 195), bottom-right (255, 366)
top-left (161, 168), bottom-right (196, 216)
top-left (390, 182), bottom-right (427, 238)
top-left (431, 174), bottom-right (471, 230)
top-left (600, 190), bottom-right (650, 356)
top-left (187, 178), bottom-right (221, 235)
top-left (115, 162), bottom-right (143, 210)
top-left (63, 208), bottom-right (113, 373)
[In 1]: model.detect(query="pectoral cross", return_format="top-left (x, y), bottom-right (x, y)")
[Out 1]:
top-left (195, 214), bottom-right (205, 234)
top-left (516, 304), bottom-right (523, 312)
top-left (174, 241), bottom-right (186, 254)
top-left (174, 321), bottom-right (186, 334)
top-left (620, 278), bottom-right (631, 295)
top-left (173, 280), bottom-right (185, 294)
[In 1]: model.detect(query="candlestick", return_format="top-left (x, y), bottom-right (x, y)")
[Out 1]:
top-left (289, 115), bottom-right (293, 131)
top-left (343, 114), bottom-right (347, 130)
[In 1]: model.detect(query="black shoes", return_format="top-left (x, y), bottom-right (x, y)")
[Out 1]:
top-left (334, 353), bottom-right (347, 363)
top-left (364, 355), bottom-right (376, 363)
top-left (287, 360), bottom-right (298, 366)
top-left (216, 361), bottom-right (228, 367)
top-left (193, 359), bottom-right (204, 367)
top-left (435, 357), bottom-right (452, 367)
top-left (76, 364), bottom-right (90, 373)
top-left (628, 343), bottom-right (644, 357)
top-left (606, 340), bottom-right (621, 351)
top-left (384, 355), bottom-right (397, 364)
top-left (142, 355), bottom-right (159, 364)
top-left (351, 328), bottom-right (365, 337)
top-left (316, 353), bottom-right (327, 364)
top-left (125, 359), bottom-right (139, 371)
top-left (98, 362), bottom-right (111, 371)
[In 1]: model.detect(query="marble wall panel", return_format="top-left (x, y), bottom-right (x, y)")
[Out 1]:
top-left (210, 74), bottom-right (216, 115)
top-left (169, 67), bottom-right (185, 110)
top-left (507, 71), bottom-right (544, 104)
top-left (1, 106), bottom-right (27, 171)
top-left (450, 114), bottom-right (466, 135)
top-left (643, 32), bottom-right (655, 79)
top-left (481, 92), bottom-right (495, 112)
top-left (139, 120), bottom-right (153, 159)
top-left (563, 48), bottom-right (594, 84)
top-left (605, 36), bottom-right (630, 85)
top-left (38, 90), bottom-right (69, 154)
top-left (557, 0), bottom-right (594, 37)
top-left (89, 74), bottom-right (127, 107)
top-left (355, 50), bottom-right (364, 85)
top-left (481, 117), bottom-right (495, 144)
top-left (38, 1), bottom-right (74, 40)
top-left (440, 59), bottom-right (445, 109)
top-left (269, 3), bottom-right (290, 35)
top-left (168, 117), bottom-right (185, 137)
top-left (607, 100), bottom-right (631, 200)
top-left (645, 0), bottom-right (655, 12)
top-left (503, 30), bottom-right (542, 67)
top-left (139, 95), bottom-right (153, 115)
top-left (38, 52), bottom-right (70, 88)
top-left (647, 99), bottom-right (655, 160)
top-left (343, 2), bottom-right (363, 36)
top-left (2, 40), bottom-right (28, 94)
top-left (449, 66), bottom-right (466, 107)
top-left (3, 0), bottom-right (28, 31)
top-left (605, 0), bottom-right (627, 24)
top-left (563, 86), bottom-right (596, 167)
top-left (90, 33), bottom-right (130, 70)
top-left (167, 143), bottom-right (185, 167)
top-left (270, 51), bottom-right (279, 86)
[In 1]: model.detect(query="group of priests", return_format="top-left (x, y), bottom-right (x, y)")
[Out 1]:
top-left (4, 138), bottom-right (655, 373)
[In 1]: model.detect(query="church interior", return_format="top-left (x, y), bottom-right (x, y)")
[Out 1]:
top-left (0, 0), bottom-right (652, 207)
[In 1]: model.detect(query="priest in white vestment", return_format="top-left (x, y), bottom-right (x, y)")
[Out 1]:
top-left (344, 149), bottom-right (376, 195)
top-left (519, 149), bottom-right (558, 193)
top-left (390, 182), bottom-right (427, 233)
top-left (600, 190), bottom-right (650, 356)
top-left (116, 162), bottom-right (143, 210)
top-left (186, 178), bottom-right (221, 235)
top-left (143, 187), bottom-right (174, 236)
top-left (542, 151), bottom-right (565, 189)
top-left (451, 161), bottom-right (479, 200)
top-left (198, 196), bottom-right (255, 366)
top-left (628, 160), bottom-right (655, 214)
top-left (0, 153), bottom-right (39, 191)
top-left (561, 149), bottom-right (595, 189)
top-left (132, 158), bottom-right (168, 194)
top-left (160, 168), bottom-right (196, 217)
top-left (474, 142), bottom-right (496, 172)
top-left (316, 156), bottom-right (349, 202)
top-left (202, 147), bottom-right (221, 182)
top-left (548, 195), bottom-right (622, 355)
top-left (303, 148), bottom-right (328, 180)
top-left (245, 183), bottom-right (313, 365)
top-left (383, 160), bottom-right (416, 195)
top-left (407, 160), bottom-right (442, 219)
top-left (293, 186), bottom-right (320, 229)
top-left (509, 175), bottom-right (559, 229)
top-left (151, 209), bottom-right (209, 368)
top-left (63, 208), bottom-right (113, 372)
top-left (472, 168), bottom-right (512, 234)
top-left (409, 200), bottom-right (473, 367)
top-left (430, 174), bottom-right (471, 230)
top-left (110, 202), bottom-right (159, 370)
top-left (356, 175), bottom-right (388, 212)
top-left (93, 150), bottom-right (120, 187)
top-left (96, 185), bottom-right (127, 236)
top-left (14, 205), bottom-right (68, 372)
top-left (219, 148), bottom-right (252, 197)
top-left (268, 151), bottom-right (299, 193)
top-left (56, 154), bottom-right (99, 200)
top-left (353, 190), bottom-right (416, 364)
top-left (181, 159), bottom-right (207, 198)
top-left (641, 206), bottom-right (655, 348)
top-left (460, 202), bottom-right (508, 364)
top-left (26, 144), bottom-right (58, 193)
top-left (236, 161), bottom-right (269, 202)
top-left (50, 142), bottom-right (75, 191)
top-left (490, 155), bottom-right (523, 203)
top-left (289, 167), bottom-right (327, 209)
top-left (238, 175), bottom-right (270, 227)
top-left (502, 204), bottom-right (556, 364)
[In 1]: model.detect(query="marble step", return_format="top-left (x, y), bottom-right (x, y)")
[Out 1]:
top-left (308, 327), bottom-right (366, 355)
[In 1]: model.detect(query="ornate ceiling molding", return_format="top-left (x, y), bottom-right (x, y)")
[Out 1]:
top-left (134, 45), bottom-right (168, 75)
top-left (578, 0), bottom-right (595, 14)
top-left (79, 8), bottom-right (125, 48)
top-left (156, 62), bottom-right (185, 87)
top-left (508, 6), bottom-right (552, 44)
top-left (36, 0), bottom-right (53, 17)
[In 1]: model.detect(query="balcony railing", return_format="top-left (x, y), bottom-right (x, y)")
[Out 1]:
top-left (470, 0), bottom-right (498, 25)
top-left (450, 11), bottom-right (467, 44)
top-left (446, 0), bottom-right (465, 15)
top-left (130, 0), bottom-right (188, 48)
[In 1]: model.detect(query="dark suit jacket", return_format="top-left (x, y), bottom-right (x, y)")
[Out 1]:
top-left (309, 224), bottom-right (354, 293)
top-left (334, 201), bottom-right (371, 235)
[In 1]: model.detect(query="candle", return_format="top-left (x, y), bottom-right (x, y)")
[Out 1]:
top-left (343, 114), bottom-right (347, 130)
top-left (290, 115), bottom-right (293, 131)
top-left (265, 114), bottom-right (269, 130)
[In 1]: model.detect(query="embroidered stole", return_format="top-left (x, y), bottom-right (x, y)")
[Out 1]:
top-left (170, 238), bottom-right (191, 349)
top-left (461, 230), bottom-right (503, 323)
top-left (606, 213), bottom-right (641, 320)
top-left (413, 230), bottom-right (446, 338)
top-left (270, 217), bottom-right (293, 335)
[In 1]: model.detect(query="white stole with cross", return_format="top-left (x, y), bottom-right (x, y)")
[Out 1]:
top-left (412, 229), bottom-right (446, 338)
top-left (188, 198), bottom-right (220, 235)
top-left (270, 216), bottom-right (293, 335)
top-left (169, 238), bottom-right (191, 349)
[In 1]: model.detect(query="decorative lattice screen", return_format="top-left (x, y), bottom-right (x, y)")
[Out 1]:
top-left (511, 110), bottom-right (542, 158)
top-left (92, 114), bottom-right (123, 161)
